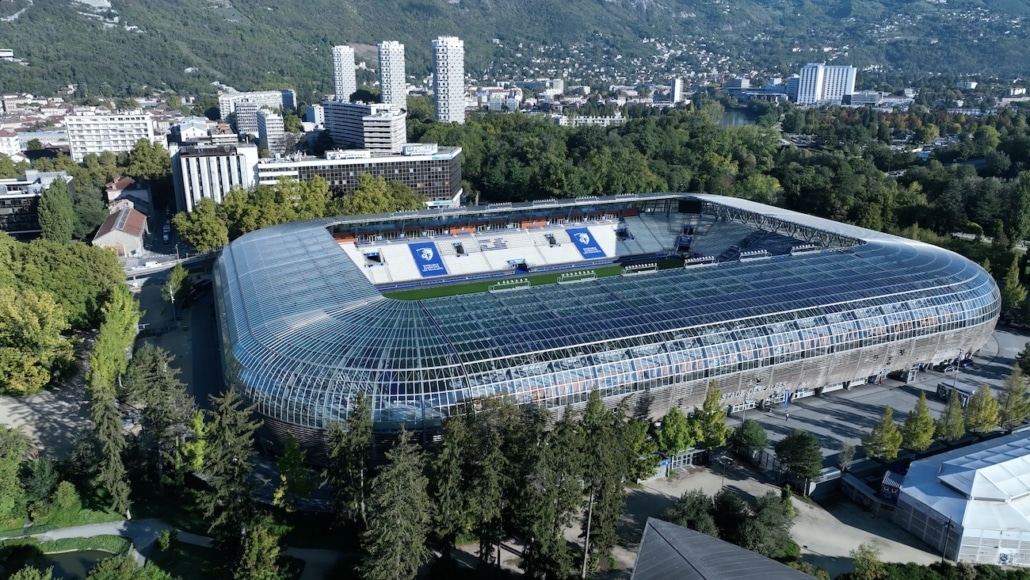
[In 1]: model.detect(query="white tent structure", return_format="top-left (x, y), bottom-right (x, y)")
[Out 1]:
top-left (895, 430), bottom-right (1030, 566)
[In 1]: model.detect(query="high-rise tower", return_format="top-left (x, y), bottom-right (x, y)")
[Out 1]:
top-left (332, 45), bottom-right (356, 102)
top-left (432, 36), bottom-right (465, 124)
top-left (378, 41), bottom-right (407, 109)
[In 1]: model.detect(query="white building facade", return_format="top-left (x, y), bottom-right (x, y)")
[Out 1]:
top-left (433, 36), bottom-right (465, 124)
top-left (66, 112), bottom-right (156, 162)
top-left (234, 100), bottom-right (261, 137)
top-left (797, 63), bottom-right (856, 105)
top-left (218, 90), bottom-right (296, 119)
top-left (171, 143), bottom-right (260, 213)
top-left (257, 109), bottom-right (286, 155)
top-left (332, 45), bottom-right (357, 102)
top-left (378, 41), bottom-right (407, 109)
top-left (322, 100), bottom-right (406, 152)
top-left (671, 78), bottom-right (684, 104)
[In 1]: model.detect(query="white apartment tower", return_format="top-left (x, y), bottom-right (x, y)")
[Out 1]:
top-left (378, 41), bottom-right (407, 109)
top-left (671, 78), bottom-right (684, 104)
top-left (66, 112), bottom-right (156, 162)
top-left (432, 36), bottom-right (465, 124)
top-left (171, 143), bottom-right (260, 213)
top-left (322, 100), bottom-right (406, 152)
top-left (257, 109), bottom-right (286, 155)
top-left (234, 100), bottom-right (261, 136)
top-left (797, 63), bottom-right (856, 105)
top-left (332, 45), bottom-right (357, 102)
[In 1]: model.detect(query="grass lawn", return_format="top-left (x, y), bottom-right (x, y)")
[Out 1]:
top-left (38, 535), bottom-right (132, 555)
top-left (383, 261), bottom-right (684, 300)
top-left (0, 503), bottom-right (124, 538)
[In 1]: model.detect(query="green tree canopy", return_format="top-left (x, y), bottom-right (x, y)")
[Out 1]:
top-left (324, 392), bottom-right (374, 527)
top-left (774, 430), bottom-right (823, 480)
top-left (655, 407), bottom-right (696, 456)
top-left (999, 366), bottom-right (1030, 430)
top-left (37, 179), bottom-right (75, 243)
top-left (172, 198), bottom-right (229, 252)
top-left (964, 384), bottom-right (1001, 434)
top-left (863, 406), bottom-right (904, 460)
top-left (273, 433), bottom-right (317, 512)
top-left (233, 522), bottom-right (281, 580)
top-left (901, 392), bottom-right (936, 452)
top-left (0, 426), bottom-right (30, 519)
top-left (733, 419), bottom-right (768, 457)
top-left (692, 381), bottom-right (730, 450)
top-left (936, 390), bottom-right (967, 442)
top-left (339, 174), bottom-right (428, 216)
top-left (664, 489), bottom-right (718, 537)
top-left (0, 286), bottom-right (73, 396)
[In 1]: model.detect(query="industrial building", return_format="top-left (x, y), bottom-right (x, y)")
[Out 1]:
top-left (212, 194), bottom-right (999, 451)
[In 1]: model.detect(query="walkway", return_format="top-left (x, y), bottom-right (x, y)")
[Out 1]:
top-left (28, 518), bottom-right (341, 580)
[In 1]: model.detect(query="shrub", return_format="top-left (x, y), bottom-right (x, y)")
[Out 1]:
top-left (53, 481), bottom-right (79, 511)
top-left (156, 529), bottom-right (177, 552)
top-left (28, 501), bottom-right (52, 525)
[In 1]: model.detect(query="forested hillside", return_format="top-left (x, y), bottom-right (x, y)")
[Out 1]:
top-left (1, 0), bottom-right (1029, 97)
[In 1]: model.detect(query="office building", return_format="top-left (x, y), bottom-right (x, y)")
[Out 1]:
top-left (306, 104), bottom-right (325, 127)
top-left (212, 193), bottom-right (998, 451)
top-left (171, 143), bottom-right (260, 213)
top-left (671, 78), bottom-right (684, 104)
top-left (218, 90), bottom-right (296, 119)
top-left (797, 63), bottom-right (856, 105)
top-left (322, 100), bottom-right (406, 152)
top-left (257, 109), bottom-right (286, 155)
top-left (66, 112), bottom-right (155, 162)
top-left (233, 100), bottom-right (260, 136)
top-left (432, 36), bottom-right (465, 123)
top-left (0, 170), bottom-right (73, 235)
top-left (378, 41), bottom-right (407, 108)
top-left (332, 45), bottom-right (357, 102)
top-left (256, 144), bottom-right (461, 206)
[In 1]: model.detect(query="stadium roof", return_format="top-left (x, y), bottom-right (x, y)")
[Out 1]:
top-left (631, 518), bottom-right (815, 580)
top-left (900, 430), bottom-right (1030, 531)
top-left (214, 193), bottom-right (999, 430)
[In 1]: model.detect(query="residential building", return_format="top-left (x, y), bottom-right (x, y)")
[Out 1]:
top-left (670, 78), bottom-right (684, 104)
top-left (234, 100), bottom-right (261, 136)
top-left (257, 109), bottom-right (286, 155)
top-left (66, 111), bottom-right (155, 162)
top-left (785, 75), bottom-right (801, 102)
top-left (322, 100), bottom-right (406, 152)
top-left (306, 104), bottom-right (325, 127)
top-left (105, 176), bottom-right (151, 214)
top-left (378, 41), bottom-right (407, 108)
top-left (797, 63), bottom-right (856, 105)
top-left (0, 170), bottom-right (73, 235)
top-left (217, 90), bottom-right (296, 119)
top-left (332, 45), bottom-right (357, 102)
top-left (171, 143), bottom-right (260, 213)
top-left (0, 129), bottom-right (19, 157)
top-left (256, 144), bottom-right (462, 206)
top-left (92, 207), bottom-right (148, 257)
top-left (433, 36), bottom-right (465, 123)
top-left (169, 117), bottom-right (210, 145)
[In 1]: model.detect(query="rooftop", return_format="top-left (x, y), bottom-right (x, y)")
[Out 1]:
top-left (94, 207), bottom-right (147, 239)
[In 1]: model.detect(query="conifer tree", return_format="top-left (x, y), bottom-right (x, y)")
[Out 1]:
top-left (273, 433), bottom-right (316, 512)
top-left (999, 367), bottom-right (1030, 430)
top-left (901, 392), bottom-right (936, 452)
top-left (1002, 255), bottom-right (1028, 310)
top-left (936, 390), bottom-right (966, 442)
top-left (324, 392), bottom-right (373, 527)
top-left (579, 391), bottom-right (629, 577)
top-left (965, 384), bottom-right (1001, 434)
top-left (361, 429), bottom-right (432, 580)
top-left (233, 522), bottom-right (281, 580)
top-left (429, 406), bottom-right (475, 556)
top-left (201, 388), bottom-right (262, 555)
top-left (89, 393), bottom-right (131, 515)
top-left (863, 406), bottom-right (904, 460)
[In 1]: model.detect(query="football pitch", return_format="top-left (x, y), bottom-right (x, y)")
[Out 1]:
top-left (383, 259), bottom-right (683, 300)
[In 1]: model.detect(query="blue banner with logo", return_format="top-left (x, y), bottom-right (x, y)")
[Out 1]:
top-left (566, 228), bottom-right (606, 259)
top-left (408, 242), bottom-right (448, 277)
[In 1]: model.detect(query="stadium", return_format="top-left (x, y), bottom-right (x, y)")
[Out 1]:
top-left (212, 193), bottom-right (1001, 450)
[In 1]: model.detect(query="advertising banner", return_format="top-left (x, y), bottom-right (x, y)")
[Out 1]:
top-left (566, 228), bottom-right (606, 259)
top-left (408, 242), bottom-right (448, 277)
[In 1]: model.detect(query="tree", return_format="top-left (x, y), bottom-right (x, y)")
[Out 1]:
top-left (1017, 343), bottom-right (1030, 377)
top-left (272, 433), bottom-right (316, 512)
top-left (745, 491), bottom-right (795, 558)
top-left (900, 392), bottom-right (936, 453)
top-left (711, 488), bottom-right (751, 546)
top-left (360, 429), bottom-right (432, 580)
top-left (201, 388), bottom-right (262, 555)
top-left (161, 263), bottom-right (191, 320)
top-left (774, 430), bottom-right (823, 480)
top-left (324, 392), bottom-right (373, 527)
top-left (1001, 255), bottom-right (1028, 310)
top-left (998, 366), bottom-right (1030, 430)
top-left (429, 407), bottom-right (476, 554)
top-left (90, 393), bottom-right (131, 515)
top-left (37, 180), bottom-right (75, 243)
top-left (0, 286), bottom-right (73, 395)
top-left (850, 542), bottom-right (886, 580)
top-left (234, 522), bottom-right (281, 580)
top-left (664, 489), bottom-right (718, 536)
top-left (864, 406), bottom-right (904, 460)
top-left (691, 381), bottom-right (730, 450)
top-left (732, 419), bottom-right (768, 458)
top-left (10, 567), bottom-right (54, 580)
top-left (936, 390), bottom-right (966, 442)
top-left (338, 174), bottom-right (426, 216)
top-left (622, 417), bottom-right (659, 481)
top-left (173, 198), bottom-right (228, 252)
top-left (0, 426), bottom-right (30, 519)
top-left (26, 138), bottom-right (43, 151)
top-left (838, 442), bottom-right (856, 472)
top-left (579, 391), bottom-right (629, 576)
top-left (964, 384), bottom-right (1000, 434)
top-left (654, 407), bottom-right (696, 456)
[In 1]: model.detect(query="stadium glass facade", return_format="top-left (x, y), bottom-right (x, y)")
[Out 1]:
top-left (213, 194), bottom-right (1000, 450)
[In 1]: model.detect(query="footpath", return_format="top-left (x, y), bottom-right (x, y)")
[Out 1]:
top-left (27, 519), bottom-right (341, 580)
